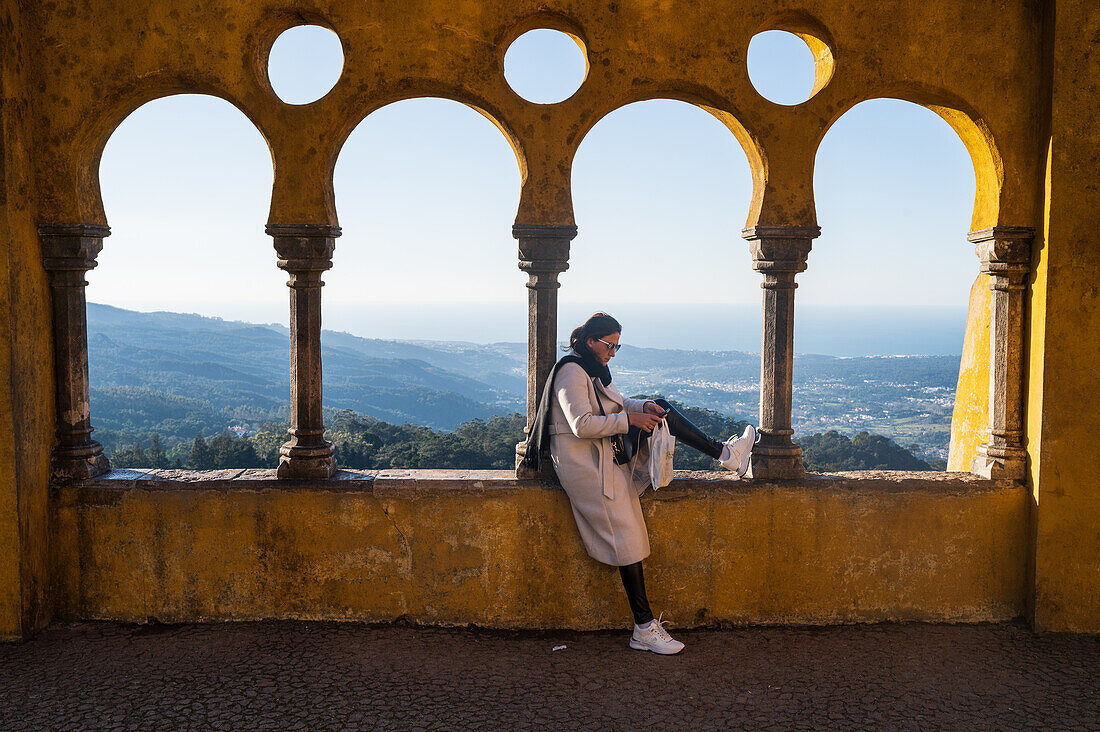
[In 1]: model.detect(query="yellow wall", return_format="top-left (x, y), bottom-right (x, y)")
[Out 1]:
top-left (0, 0), bottom-right (54, 641)
top-left (1026, 0), bottom-right (1100, 633)
top-left (52, 472), bottom-right (1028, 628)
top-left (948, 276), bottom-right (990, 472)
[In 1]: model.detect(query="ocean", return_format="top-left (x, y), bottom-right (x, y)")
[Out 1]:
top-left (97, 300), bottom-right (967, 357)
top-left (291, 301), bottom-right (964, 356)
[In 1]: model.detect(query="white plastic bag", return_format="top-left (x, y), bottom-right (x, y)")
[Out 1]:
top-left (648, 419), bottom-right (675, 489)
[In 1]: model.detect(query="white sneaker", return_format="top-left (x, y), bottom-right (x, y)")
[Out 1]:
top-left (719, 424), bottom-right (757, 477)
top-left (629, 614), bottom-right (684, 655)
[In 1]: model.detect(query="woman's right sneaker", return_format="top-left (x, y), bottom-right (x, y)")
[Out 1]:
top-left (629, 614), bottom-right (685, 655)
top-left (720, 424), bottom-right (757, 477)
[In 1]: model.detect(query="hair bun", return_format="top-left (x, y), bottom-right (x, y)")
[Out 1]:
top-left (566, 312), bottom-right (622, 354)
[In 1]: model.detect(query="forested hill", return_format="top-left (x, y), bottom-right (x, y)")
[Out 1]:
top-left (87, 302), bottom-right (525, 447)
top-left (87, 304), bottom-right (959, 469)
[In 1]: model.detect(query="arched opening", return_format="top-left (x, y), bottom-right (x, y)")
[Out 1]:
top-left (266, 24), bottom-right (345, 105)
top-left (804, 98), bottom-right (978, 471)
top-left (326, 98), bottom-right (523, 469)
top-left (747, 29), bottom-right (832, 106)
top-left (88, 94), bottom-right (283, 470)
top-left (569, 99), bottom-right (758, 468)
top-left (503, 28), bottom-right (588, 104)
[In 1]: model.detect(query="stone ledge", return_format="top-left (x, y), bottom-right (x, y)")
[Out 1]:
top-left (59, 468), bottom-right (1012, 505)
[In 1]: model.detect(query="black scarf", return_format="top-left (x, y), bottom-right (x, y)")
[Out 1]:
top-left (575, 346), bottom-right (612, 387)
top-left (520, 349), bottom-right (612, 472)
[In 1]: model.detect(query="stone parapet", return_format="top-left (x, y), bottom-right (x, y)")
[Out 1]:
top-left (52, 471), bottom-right (1027, 629)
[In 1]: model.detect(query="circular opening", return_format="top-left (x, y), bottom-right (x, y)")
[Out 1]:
top-left (267, 25), bottom-right (344, 105)
top-left (504, 29), bottom-right (587, 104)
top-left (747, 30), bottom-right (819, 105)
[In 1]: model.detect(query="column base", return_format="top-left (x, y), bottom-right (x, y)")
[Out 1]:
top-left (51, 442), bottom-right (111, 482)
top-left (514, 442), bottom-right (557, 482)
top-left (750, 434), bottom-right (805, 480)
top-left (970, 443), bottom-right (1027, 481)
top-left (277, 440), bottom-right (336, 480)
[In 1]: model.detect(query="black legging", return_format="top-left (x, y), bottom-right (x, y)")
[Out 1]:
top-left (619, 561), bottom-right (654, 626)
top-left (618, 401), bottom-right (723, 626)
top-left (652, 398), bottom-right (724, 460)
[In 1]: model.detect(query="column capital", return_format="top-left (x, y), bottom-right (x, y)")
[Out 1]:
top-left (968, 226), bottom-right (1033, 264)
top-left (512, 224), bottom-right (578, 240)
top-left (742, 226), bottom-right (819, 274)
top-left (266, 223), bottom-right (342, 238)
top-left (741, 225), bottom-right (822, 241)
top-left (515, 224), bottom-right (575, 276)
top-left (38, 223), bottom-right (110, 273)
top-left (267, 224), bottom-right (339, 274)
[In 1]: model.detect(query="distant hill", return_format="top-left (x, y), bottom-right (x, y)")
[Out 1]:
top-left (87, 303), bottom-right (959, 466)
top-left (800, 431), bottom-right (932, 472)
top-left (87, 303), bottom-right (525, 448)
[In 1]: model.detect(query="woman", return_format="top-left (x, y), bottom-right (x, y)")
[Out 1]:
top-left (522, 312), bottom-right (756, 654)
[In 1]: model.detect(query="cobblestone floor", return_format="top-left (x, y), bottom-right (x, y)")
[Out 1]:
top-left (2, 620), bottom-right (1097, 731)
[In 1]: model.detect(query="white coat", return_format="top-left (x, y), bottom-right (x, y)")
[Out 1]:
top-left (548, 360), bottom-right (654, 566)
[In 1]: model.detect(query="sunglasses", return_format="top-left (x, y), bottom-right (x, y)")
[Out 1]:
top-left (595, 337), bottom-right (623, 353)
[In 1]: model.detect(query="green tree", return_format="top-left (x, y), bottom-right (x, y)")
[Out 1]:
top-left (800, 431), bottom-right (932, 472)
top-left (247, 424), bottom-right (287, 467)
top-left (189, 434), bottom-right (213, 469)
top-left (111, 442), bottom-right (148, 468)
top-left (208, 432), bottom-right (261, 468)
top-left (148, 433), bottom-right (168, 468)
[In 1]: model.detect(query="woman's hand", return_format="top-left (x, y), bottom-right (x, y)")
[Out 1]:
top-left (628, 412), bottom-right (664, 433)
top-left (643, 401), bottom-right (667, 417)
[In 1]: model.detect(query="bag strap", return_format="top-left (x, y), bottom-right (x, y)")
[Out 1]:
top-left (592, 384), bottom-right (607, 416)
top-left (593, 381), bottom-right (641, 449)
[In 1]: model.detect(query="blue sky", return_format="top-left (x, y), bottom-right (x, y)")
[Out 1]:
top-left (88, 28), bottom-right (977, 351)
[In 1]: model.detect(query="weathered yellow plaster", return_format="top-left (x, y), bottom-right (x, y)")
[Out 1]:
top-left (1027, 0), bottom-right (1100, 633)
top-left (21, 0), bottom-right (1042, 230)
top-left (52, 473), bottom-right (1027, 628)
top-left (0, 0), bottom-right (55, 641)
top-left (948, 277), bottom-right (990, 472)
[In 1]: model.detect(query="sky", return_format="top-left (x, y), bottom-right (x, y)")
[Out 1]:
top-left (88, 28), bottom-right (977, 353)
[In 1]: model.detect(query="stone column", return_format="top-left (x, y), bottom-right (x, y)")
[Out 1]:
top-left (969, 226), bottom-right (1033, 480)
top-left (268, 224), bottom-right (340, 480)
top-left (38, 224), bottom-right (112, 481)
top-left (513, 224), bottom-right (575, 475)
top-left (743, 225), bottom-right (820, 480)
